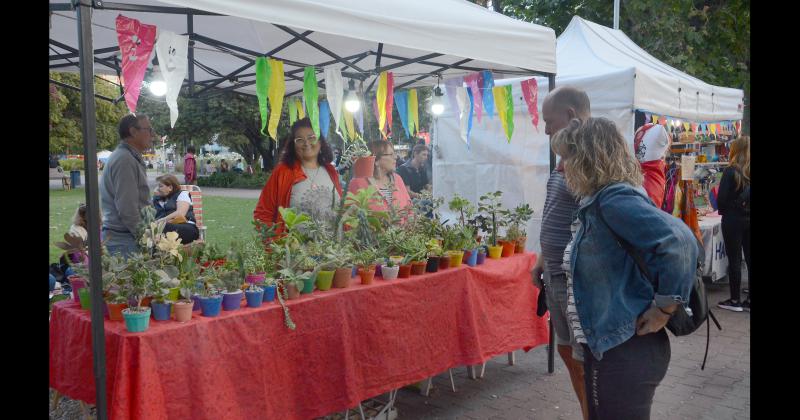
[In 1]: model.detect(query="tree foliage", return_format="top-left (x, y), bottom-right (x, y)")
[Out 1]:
top-left (471, 0), bottom-right (750, 133)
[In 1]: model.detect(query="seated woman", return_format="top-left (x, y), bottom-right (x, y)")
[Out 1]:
top-left (348, 140), bottom-right (412, 215)
top-left (152, 174), bottom-right (200, 244)
top-left (254, 117), bottom-right (343, 235)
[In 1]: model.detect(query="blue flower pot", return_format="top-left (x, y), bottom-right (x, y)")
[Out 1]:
top-left (351, 266), bottom-right (358, 278)
top-left (476, 249), bottom-right (487, 265)
top-left (199, 295), bottom-right (223, 317)
top-left (467, 248), bottom-right (479, 266)
top-left (245, 288), bottom-right (264, 308)
top-left (122, 307), bottom-right (151, 332)
top-left (222, 291), bottom-right (243, 311)
top-left (151, 301), bottom-right (172, 321)
top-left (264, 285), bottom-right (277, 302)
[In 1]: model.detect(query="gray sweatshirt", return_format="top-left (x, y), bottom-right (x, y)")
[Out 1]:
top-left (100, 142), bottom-right (151, 235)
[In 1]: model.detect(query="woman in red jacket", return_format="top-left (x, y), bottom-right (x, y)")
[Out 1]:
top-left (254, 118), bottom-right (343, 235)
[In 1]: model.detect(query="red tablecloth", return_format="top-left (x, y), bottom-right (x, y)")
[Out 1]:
top-left (50, 253), bottom-right (548, 420)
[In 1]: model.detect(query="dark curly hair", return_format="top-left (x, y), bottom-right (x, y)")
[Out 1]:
top-left (279, 117), bottom-right (334, 167)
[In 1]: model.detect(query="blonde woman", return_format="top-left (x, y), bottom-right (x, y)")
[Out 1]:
top-left (716, 136), bottom-right (751, 312)
top-left (552, 117), bottom-right (698, 420)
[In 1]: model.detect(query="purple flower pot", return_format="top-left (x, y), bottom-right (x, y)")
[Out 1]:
top-left (375, 264), bottom-right (383, 277)
top-left (245, 272), bottom-right (266, 285)
top-left (222, 291), bottom-right (243, 311)
top-left (191, 295), bottom-right (201, 311)
top-left (476, 251), bottom-right (487, 265)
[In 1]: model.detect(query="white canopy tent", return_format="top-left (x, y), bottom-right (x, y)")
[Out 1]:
top-left (49, 2), bottom-right (558, 416)
top-left (433, 16), bottom-right (744, 254)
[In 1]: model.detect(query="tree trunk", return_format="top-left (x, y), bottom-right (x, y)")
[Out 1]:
top-left (243, 126), bottom-right (275, 172)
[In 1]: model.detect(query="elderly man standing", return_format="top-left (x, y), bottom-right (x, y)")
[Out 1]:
top-left (100, 114), bottom-right (155, 258)
top-left (532, 86), bottom-right (592, 420)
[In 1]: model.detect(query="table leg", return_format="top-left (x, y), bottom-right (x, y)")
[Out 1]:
top-left (508, 351), bottom-right (516, 366)
top-left (448, 369), bottom-right (457, 392)
top-left (548, 318), bottom-right (555, 374)
top-left (479, 362), bottom-right (486, 378)
top-left (420, 377), bottom-right (433, 397)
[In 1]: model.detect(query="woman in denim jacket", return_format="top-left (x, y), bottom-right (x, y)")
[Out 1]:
top-left (552, 118), bottom-right (698, 420)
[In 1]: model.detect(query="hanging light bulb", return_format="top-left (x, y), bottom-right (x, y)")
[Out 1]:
top-left (431, 85), bottom-right (445, 116)
top-left (344, 79), bottom-right (360, 113)
top-left (149, 65), bottom-right (167, 97)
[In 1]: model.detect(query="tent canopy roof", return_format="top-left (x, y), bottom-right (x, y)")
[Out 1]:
top-left (555, 16), bottom-right (743, 121)
top-left (49, 0), bottom-right (556, 98)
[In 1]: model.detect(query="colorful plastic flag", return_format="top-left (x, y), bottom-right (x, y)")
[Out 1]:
top-left (493, 85), bottom-right (514, 142)
top-left (709, 123), bottom-right (717, 135)
top-left (354, 105), bottom-right (364, 136)
top-left (652, 115), bottom-right (659, 124)
top-left (464, 73), bottom-right (483, 124)
top-left (444, 77), bottom-right (464, 120)
top-left (296, 98), bottom-right (305, 119)
top-left (323, 65), bottom-right (344, 133)
top-left (408, 89), bottom-right (419, 137)
top-left (466, 87), bottom-right (475, 143)
top-left (344, 108), bottom-right (356, 141)
top-left (288, 98), bottom-right (297, 126)
top-left (659, 116), bottom-right (667, 126)
top-left (115, 15), bottom-right (157, 113)
top-left (455, 87), bottom-right (470, 148)
top-left (267, 59), bottom-right (285, 141)
top-left (481, 71), bottom-right (495, 119)
top-left (154, 30), bottom-right (189, 128)
top-left (385, 72), bottom-right (394, 138)
top-left (319, 99), bottom-right (331, 138)
top-left (691, 123), bottom-right (698, 132)
top-left (520, 78), bottom-right (539, 131)
top-left (254, 57), bottom-right (270, 135)
top-left (376, 72), bottom-right (388, 135)
top-left (394, 91), bottom-right (410, 138)
top-left (683, 122), bottom-right (690, 132)
top-left (303, 66), bottom-right (320, 138)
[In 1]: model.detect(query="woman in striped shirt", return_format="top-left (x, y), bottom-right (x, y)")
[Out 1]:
top-left (348, 140), bottom-right (412, 217)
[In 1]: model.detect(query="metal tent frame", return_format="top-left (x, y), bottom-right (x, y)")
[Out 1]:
top-left (50, 1), bottom-right (557, 418)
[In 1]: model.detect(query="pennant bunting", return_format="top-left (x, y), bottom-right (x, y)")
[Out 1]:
top-left (709, 123), bottom-right (717, 135)
top-left (444, 77), bottom-right (464, 120)
top-left (354, 104), bottom-right (364, 136)
top-left (455, 87), bottom-right (470, 147)
top-left (394, 91), bottom-right (410, 138)
top-left (296, 98), bottom-right (305, 119)
top-left (464, 73), bottom-right (483, 124)
top-left (520, 78), bottom-right (539, 131)
top-left (344, 108), bottom-right (356, 141)
top-left (408, 89), bottom-right (419, 137)
top-left (691, 123), bottom-right (698, 132)
top-left (466, 87), bottom-right (475, 142)
top-left (683, 122), bottom-right (690, 131)
top-left (115, 15), bottom-right (157, 113)
top-left (154, 30), bottom-right (189, 128)
top-left (323, 65), bottom-right (344, 133)
top-left (376, 72), bottom-right (388, 134)
top-left (288, 98), bottom-right (298, 126)
top-left (481, 71), bottom-right (495, 119)
top-left (303, 67), bottom-right (320, 137)
top-left (493, 85), bottom-right (514, 142)
top-left (651, 115), bottom-right (659, 124)
top-left (266, 59), bottom-right (285, 141)
top-left (319, 99), bottom-right (331, 138)
top-left (644, 112), bottom-right (651, 123)
top-left (715, 123), bottom-right (722, 134)
top-left (254, 57), bottom-right (270, 135)
top-left (384, 72), bottom-right (394, 138)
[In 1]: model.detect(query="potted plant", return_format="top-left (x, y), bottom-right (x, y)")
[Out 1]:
top-left (342, 138), bottom-right (374, 178)
top-left (425, 239), bottom-right (443, 272)
top-left (352, 246), bottom-right (380, 285)
top-left (196, 266), bottom-right (223, 317)
top-left (315, 242), bottom-right (338, 291)
top-left (174, 273), bottom-right (196, 323)
top-left (244, 282), bottom-right (265, 308)
top-left (278, 268), bottom-right (311, 300)
top-left (219, 265), bottom-right (245, 311)
top-left (506, 203), bottom-right (534, 253)
top-left (119, 253), bottom-right (156, 332)
top-left (401, 234), bottom-right (428, 275)
top-left (326, 243), bottom-right (354, 289)
top-left (148, 275), bottom-right (175, 321)
top-left (261, 277), bottom-right (278, 303)
top-left (478, 191), bottom-right (507, 259)
top-left (382, 258), bottom-right (400, 280)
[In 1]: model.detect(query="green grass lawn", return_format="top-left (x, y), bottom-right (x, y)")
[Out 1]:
top-left (49, 189), bottom-right (258, 263)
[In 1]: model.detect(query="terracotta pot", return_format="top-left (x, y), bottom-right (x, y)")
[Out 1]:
top-left (173, 301), bottom-right (193, 322)
top-left (106, 302), bottom-right (128, 321)
top-left (353, 156), bottom-right (376, 178)
top-left (438, 256), bottom-right (451, 269)
top-left (410, 261), bottom-right (427, 275)
top-left (286, 283), bottom-right (301, 299)
top-left (515, 237), bottom-right (527, 253)
top-left (398, 264), bottom-right (412, 278)
top-left (488, 245), bottom-right (503, 259)
top-left (501, 241), bottom-right (515, 257)
top-left (333, 267), bottom-right (352, 288)
top-left (359, 265), bottom-right (376, 285)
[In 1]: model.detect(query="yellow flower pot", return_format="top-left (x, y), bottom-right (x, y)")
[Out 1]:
top-left (488, 245), bottom-right (503, 259)
top-left (448, 251), bottom-right (464, 267)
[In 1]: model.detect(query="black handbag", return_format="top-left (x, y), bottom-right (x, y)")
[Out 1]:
top-left (536, 276), bottom-right (548, 317)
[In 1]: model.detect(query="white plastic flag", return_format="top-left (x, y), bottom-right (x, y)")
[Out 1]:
top-left (455, 87), bottom-right (470, 146)
top-left (323, 65), bottom-right (344, 134)
top-left (154, 30), bottom-right (188, 127)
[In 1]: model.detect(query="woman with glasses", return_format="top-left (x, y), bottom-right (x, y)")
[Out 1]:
top-left (348, 140), bottom-right (412, 216)
top-left (254, 118), bottom-right (343, 235)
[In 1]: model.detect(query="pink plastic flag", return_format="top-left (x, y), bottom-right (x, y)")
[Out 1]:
top-left (115, 15), bottom-right (157, 114)
top-left (520, 78), bottom-right (539, 131)
top-left (464, 73), bottom-right (483, 124)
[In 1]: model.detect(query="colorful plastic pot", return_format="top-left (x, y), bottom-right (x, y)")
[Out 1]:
top-left (515, 238), bottom-right (527, 254)
top-left (466, 248), bottom-right (479, 266)
top-left (501, 240), bottom-right (515, 257)
top-left (222, 291), bottom-right (243, 311)
top-left (425, 258), bottom-right (440, 273)
top-left (353, 156), bottom-right (376, 178)
top-left (302, 273), bottom-right (316, 294)
top-left (409, 261), bottom-right (426, 275)
top-left (316, 270), bottom-right (335, 291)
top-left (488, 245), bottom-right (503, 259)
top-left (191, 295), bottom-right (201, 311)
top-left (359, 265), bottom-right (376, 285)
top-left (264, 285), bottom-right (277, 302)
top-left (70, 276), bottom-right (86, 302)
top-left (375, 264), bottom-right (383, 277)
top-left (245, 272), bottom-right (266, 284)
top-left (107, 302), bottom-right (128, 321)
top-left (438, 256), bottom-right (451, 270)
top-left (78, 287), bottom-right (91, 310)
top-left (199, 295), bottom-right (223, 317)
top-left (476, 250), bottom-right (487, 265)
top-left (389, 256), bottom-right (404, 266)
top-left (173, 301), bottom-right (193, 322)
top-left (448, 251), bottom-right (464, 268)
top-left (122, 307), bottom-right (151, 333)
top-left (382, 265), bottom-right (400, 280)
top-left (151, 301), bottom-right (172, 321)
top-left (286, 283), bottom-right (301, 299)
top-left (245, 288), bottom-right (264, 308)
top-left (333, 268), bottom-right (352, 288)
top-left (398, 264), bottom-right (412, 278)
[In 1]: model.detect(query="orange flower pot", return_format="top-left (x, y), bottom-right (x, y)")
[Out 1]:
top-left (173, 301), bottom-right (193, 322)
top-left (333, 267), bottom-right (352, 288)
top-left (106, 302), bottom-right (128, 321)
top-left (286, 283), bottom-right (301, 299)
top-left (359, 265), bottom-right (376, 285)
top-left (410, 261), bottom-right (427, 275)
top-left (515, 237), bottom-right (527, 253)
top-left (398, 264), bottom-right (412, 278)
top-left (353, 156), bottom-right (376, 178)
top-left (501, 241), bottom-right (515, 257)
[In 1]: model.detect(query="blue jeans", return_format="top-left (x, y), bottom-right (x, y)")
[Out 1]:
top-left (102, 228), bottom-right (139, 259)
top-left (49, 274), bottom-right (56, 292)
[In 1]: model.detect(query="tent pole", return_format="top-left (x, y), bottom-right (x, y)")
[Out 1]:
top-left (188, 12), bottom-right (195, 96)
top-left (546, 72), bottom-right (556, 375)
top-left (76, 0), bottom-right (108, 418)
top-left (614, 0), bottom-right (620, 30)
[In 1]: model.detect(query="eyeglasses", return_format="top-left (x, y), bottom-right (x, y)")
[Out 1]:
top-left (135, 126), bottom-right (155, 134)
top-left (294, 135), bottom-right (318, 145)
top-left (379, 153), bottom-right (395, 158)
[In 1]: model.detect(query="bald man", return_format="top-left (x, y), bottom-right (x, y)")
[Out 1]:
top-left (532, 86), bottom-right (591, 420)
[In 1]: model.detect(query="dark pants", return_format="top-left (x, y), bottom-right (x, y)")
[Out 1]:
top-left (163, 223), bottom-right (200, 244)
top-left (583, 329), bottom-right (670, 420)
top-left (721, 216), bottom-right (751, 302)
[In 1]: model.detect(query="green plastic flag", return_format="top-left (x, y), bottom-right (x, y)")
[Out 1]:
top-left (289, 98), bottom-right (297, 126)
top-left (255, 57), bottom-right (271, 135)
top-left (266, 59), bottom-right (285, 141)
top-left (303, 66), bottom-right (320, 138)
top-left (493, 85), bottom-right (514, 142)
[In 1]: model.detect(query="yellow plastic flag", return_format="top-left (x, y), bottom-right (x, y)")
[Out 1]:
top-left (344, 108), bottom-right (356, 142)
top-left (267, 59), bottom-right (285, 141)
top-left (651, 115), bottom-right (659, 124)
top-left (296, 98), bottom-right (305, 119)
top-left (408, 89), bottom-right (419, 137)
top-left (493, 86), bottom-right (508, 138)
top-left (709, 123), bottom-right (717, 135)
top-left (683, 122), bottom-right (690, 131)
top-left (376, 72), bottom-right (388, 135)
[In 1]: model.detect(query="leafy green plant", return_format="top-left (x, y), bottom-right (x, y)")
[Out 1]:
top-left (505, 203), bottom-right (534, 242)
top-left (478, 191), bottom-right (507, 246)
top-left (426, 239), bottom-right (444, 258)
top-left (352, 246), bottom-right (380, 268)
top-left (448, 194), bottom-right (476, 227)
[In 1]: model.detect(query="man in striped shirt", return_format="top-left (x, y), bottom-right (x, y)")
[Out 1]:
top-left (532, 86), bottom-right (592, 420)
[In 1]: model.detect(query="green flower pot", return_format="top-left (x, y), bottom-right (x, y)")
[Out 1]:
top-left (316, 270), bottom-right (335, 291)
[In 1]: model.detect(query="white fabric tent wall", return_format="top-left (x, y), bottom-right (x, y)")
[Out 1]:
top-left (433, 69), bottom-right (634, 253)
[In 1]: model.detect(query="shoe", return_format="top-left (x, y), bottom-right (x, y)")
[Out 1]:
top-left (741, 299), bottom-right (750, 312)
top-left (718, 299), bottom-right (743, 312)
